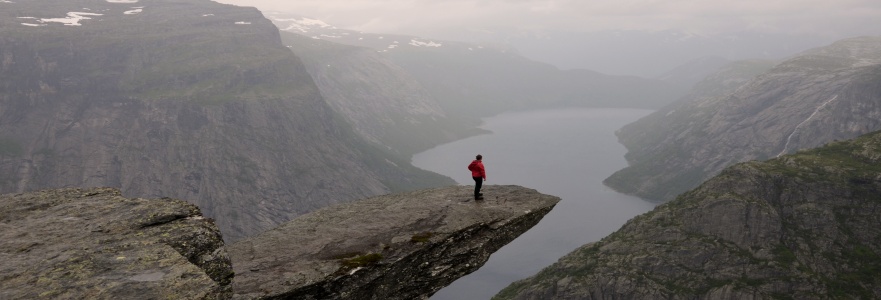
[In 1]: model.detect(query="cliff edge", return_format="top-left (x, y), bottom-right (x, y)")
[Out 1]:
top-left (0, 185), bottom-right (559, 299)
top-left (229, 185), bottom-right (560, 299)
top-left (0, 188), bottom-right (232, 299)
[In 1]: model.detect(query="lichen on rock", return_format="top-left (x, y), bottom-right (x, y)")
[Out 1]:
top-left (0, 187), bottom-right (232, 299)
top-left (228, 185), bottom-right (560, 300)
top-left (0, 185), bottom-right (560, 300)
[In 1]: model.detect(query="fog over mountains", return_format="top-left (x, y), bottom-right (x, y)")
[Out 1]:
top-left (3, 0), bottom-right (881, 298)
top-left (422, 28), bottom-right (831, 77)
top-left (270, 13), bottom-right (689, 118)
top-left (219, 0), bottom-right (881, 78)
top-left (605, 36), bottom-right (881, 202)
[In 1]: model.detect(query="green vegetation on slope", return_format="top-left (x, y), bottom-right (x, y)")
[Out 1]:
top-left (497, 130), bottom-right (881, 299)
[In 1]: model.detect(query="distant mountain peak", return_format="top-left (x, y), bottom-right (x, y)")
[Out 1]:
top-left (266, 12), bottom-right (447, 52)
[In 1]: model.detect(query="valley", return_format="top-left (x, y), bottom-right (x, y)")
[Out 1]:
top-left (1, 0), bottom-right (880, 298)
top-left (605, 36), bottom-right (881, 202)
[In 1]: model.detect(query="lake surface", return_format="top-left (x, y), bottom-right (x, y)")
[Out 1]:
top-left (412, 108), bottom-right (658, 300)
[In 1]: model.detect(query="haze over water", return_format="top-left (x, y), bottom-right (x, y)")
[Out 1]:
top-left (412, 108), bottom-right (658, 299)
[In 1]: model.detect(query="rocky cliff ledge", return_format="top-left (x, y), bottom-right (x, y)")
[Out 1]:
top-left (229, 185), bottom-right (560, 300)
top-left (0, 188), bottom-right (232, 299)
top-left (0, 185), bottom-right (559, 299)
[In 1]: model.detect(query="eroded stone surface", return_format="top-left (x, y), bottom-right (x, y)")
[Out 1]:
top-left (0, 188), bottom-right (232, 299)
top-left (229, 185), bottom-right (560, 300)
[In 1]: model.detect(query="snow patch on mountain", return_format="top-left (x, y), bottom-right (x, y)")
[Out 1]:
top-left (22, 12), bottom-right (103, 27)
top-left (410, 39), bottom-right (442, 47)
top-left (272, 17), bottom-right (332, 33)
top-left (124, 7), bottom-right (143, 15)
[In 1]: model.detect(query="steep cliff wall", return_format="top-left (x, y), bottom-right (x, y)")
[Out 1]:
top-left (497, 131), bottom-right (881, 299)
top-left (0, 0), bottom-right (452, 242)
top-left (606, 36), bottom-right (881, 202)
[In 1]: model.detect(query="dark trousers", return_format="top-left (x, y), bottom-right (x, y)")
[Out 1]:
top-left (473, 177), bottom-right (483, 198)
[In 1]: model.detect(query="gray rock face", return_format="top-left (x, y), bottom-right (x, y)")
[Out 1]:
top-left (0, 0), bottom-right (452, 242)
top-left (229, 185), bottom-right (560, 300)
top-left (496, 131), bottom-right (881, 299)
top-left (605, 36), bottom-right (881, 202)
top-left (0, 185), bottom-right (559, 300)
top-left (0, 188), bottom-right (232, 299)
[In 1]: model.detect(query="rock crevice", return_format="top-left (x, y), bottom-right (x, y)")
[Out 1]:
top-left (0, 188), bottom-right (233, 300)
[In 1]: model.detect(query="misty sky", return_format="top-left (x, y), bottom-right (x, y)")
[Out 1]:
top-left (216, 0), bottom-right (881, 38)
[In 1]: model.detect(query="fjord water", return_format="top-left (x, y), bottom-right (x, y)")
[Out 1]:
top-left (412, 108), bottom-right (658, 300)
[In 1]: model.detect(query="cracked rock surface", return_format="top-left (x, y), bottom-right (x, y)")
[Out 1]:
top-left (0, 188), bottom-right (232, 299)
top-left (229, 185), bottom-right (560, 300)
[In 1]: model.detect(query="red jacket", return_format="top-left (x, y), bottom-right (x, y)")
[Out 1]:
top-left (468, 160), bottom-right (486, 179)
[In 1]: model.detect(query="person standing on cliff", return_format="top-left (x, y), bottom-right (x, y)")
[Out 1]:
top-left (468, 154), bottom-right (486, 200)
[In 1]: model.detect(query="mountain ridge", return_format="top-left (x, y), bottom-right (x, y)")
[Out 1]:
top-left (268, 14), bottom-right (689, 120)
top-left (605, 36), bottom-right (881, 202)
